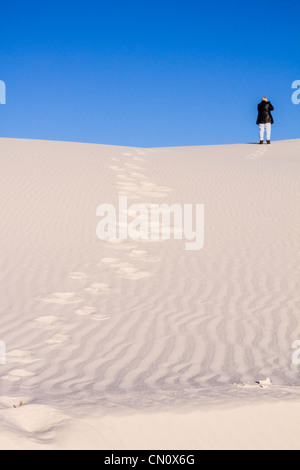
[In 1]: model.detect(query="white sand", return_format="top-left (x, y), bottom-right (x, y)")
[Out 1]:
top-left (0, 137), bottom-right (299, 450)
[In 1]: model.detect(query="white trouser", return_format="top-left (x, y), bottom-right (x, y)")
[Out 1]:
top-left (259, 123), bottom-right (271, 141)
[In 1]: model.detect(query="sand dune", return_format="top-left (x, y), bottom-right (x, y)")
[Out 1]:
top-left (0, 137), bottom-right (299, 449)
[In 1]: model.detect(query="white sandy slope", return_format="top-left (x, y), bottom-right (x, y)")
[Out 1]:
top-left (0, 137), bottom-right (299, 450)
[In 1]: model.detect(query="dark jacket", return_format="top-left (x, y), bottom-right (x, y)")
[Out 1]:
top-left (256, 101), bottom-right (274, 125)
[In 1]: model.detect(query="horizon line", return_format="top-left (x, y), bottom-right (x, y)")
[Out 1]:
top-left (0, 136), bottom-right (299, 150)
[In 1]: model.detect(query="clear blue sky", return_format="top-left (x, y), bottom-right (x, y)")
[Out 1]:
top-left (1, 0), bottom-right (299, 147)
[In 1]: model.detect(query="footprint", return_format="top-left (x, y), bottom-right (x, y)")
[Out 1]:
top-left (6, 350), bottom-right (38, 365)
top-left (68, 272), bottom-right (88, 281)
top-left (129, 250), bottom-right (161, 263)
top-left (84, 283), bottom-right (111, 295)
top-left (37, 292), bottom-right (84, 305)
top-left (47, 334), bottom-right (69, 345)
top-left (4, 369), bottom-right (36, 382)
top-left (116, 264), bottom-right (151, 280)
top-left (75, 306), bottom-right (110, 322)
top-left (92, 314), bottom-right (111, 322)
top-left (35, 315), bottom-right (61, 328)
top-left (100, 257), bottom-right (151, 280)
top-left (9, 369), bottom-right (35, 377)
top-left (100, 257), bottom-right (121, 266)
top-left (75, 306), bottom-right (97, 317)
top-left (246, 147), bottom-right (267, 160)
top-left (108, 165), bottom-right (123, 170)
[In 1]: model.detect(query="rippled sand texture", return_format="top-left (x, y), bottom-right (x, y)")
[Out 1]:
top-left (0, 138), bottom-right (299, 449)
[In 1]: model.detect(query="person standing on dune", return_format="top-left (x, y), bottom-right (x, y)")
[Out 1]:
top-left (256, 97), bottom-right (274, 144)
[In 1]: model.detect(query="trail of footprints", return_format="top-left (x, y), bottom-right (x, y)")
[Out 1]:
top-left (29, 149), bottom-right (170, 355)
top-left (246, 144), bottom-right (268, 160)
top-left (103, 148), bottom-right (171, 280)
top-left (5, 149), bottom-right (171, 380)
top-left (35, 279), bottom-right (112, 350)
